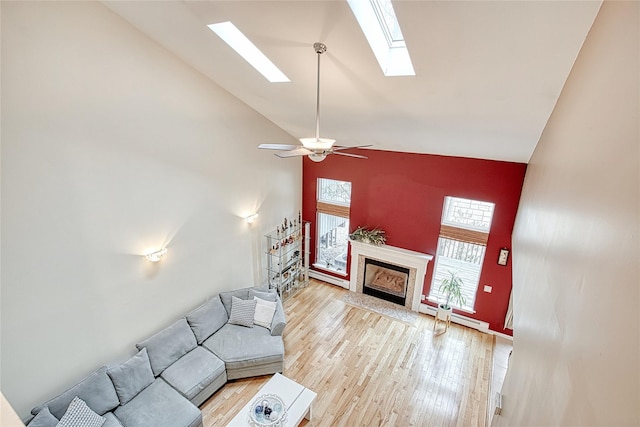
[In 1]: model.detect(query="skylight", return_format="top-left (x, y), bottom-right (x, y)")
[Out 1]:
top-left (207, 22), bottom-right (290, 83)
top-left (347, 0), bottom-right (415, 76)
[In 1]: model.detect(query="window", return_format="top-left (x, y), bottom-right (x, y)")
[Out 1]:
top-left (207, 22), bottom-right (289, 83)
top-left (315, 178), bottom-right (352, 274)
top-left (428, 197), bottom-right (495, 312)
top-left (347, 0), bottom-right (415, 76)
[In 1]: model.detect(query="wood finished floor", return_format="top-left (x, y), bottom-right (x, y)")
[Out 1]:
top-left (201, 280), bottom-right (494, 427)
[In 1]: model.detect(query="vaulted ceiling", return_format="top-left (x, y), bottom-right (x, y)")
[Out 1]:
top-left (103, 1), bottom-right (601, 163)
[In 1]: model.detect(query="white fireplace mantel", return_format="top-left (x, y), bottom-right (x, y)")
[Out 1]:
top-left (349, 240), bottom-right (433, 312)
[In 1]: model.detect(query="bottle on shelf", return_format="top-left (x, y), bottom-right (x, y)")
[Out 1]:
top-left (265, 216), bottom-right (310, 299)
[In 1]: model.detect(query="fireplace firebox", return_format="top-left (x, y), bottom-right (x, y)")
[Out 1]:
top-left (362, 258), bottom-right (410, 306)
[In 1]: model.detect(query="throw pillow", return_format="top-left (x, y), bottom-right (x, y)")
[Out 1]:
top-left (228, 296), bottom-right (257, 328)
top-left (253, 296), bottom-right (277, 329)
top-left (55, 396), bottom-right (105, 427)
top-left (219, 289), bottom-right (250, 317)
top-left (107, 348), bottom-right (155, 405)
top-left (28, 407), bottom-right (58, 427)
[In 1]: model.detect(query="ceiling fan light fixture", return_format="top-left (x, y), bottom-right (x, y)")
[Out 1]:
top-left (308, 153), bottom-right (327, 162)
top-left (300, 137), bottom-right (336, 150)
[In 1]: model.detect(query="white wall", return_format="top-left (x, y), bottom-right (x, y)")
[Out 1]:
top-left (1, 1), bottom-right (301, 418)
top-left (494, 1), bottom-right (639, 426)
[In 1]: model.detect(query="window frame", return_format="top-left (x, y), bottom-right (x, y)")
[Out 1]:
top-left (428, 196), bottom-right (495, 312)
top-left (314, 178), bottom-right (352, 275)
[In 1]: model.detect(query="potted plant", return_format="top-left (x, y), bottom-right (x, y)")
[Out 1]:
top-left (349, 226), bottom-right (386, 245)
top-left (434, 270), bottom-right (465, 332)
top-left (438, 270), bottom-right (466, 312)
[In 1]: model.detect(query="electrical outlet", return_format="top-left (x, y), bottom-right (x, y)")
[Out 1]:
top-left (483, 285), bottom-right (492, 293)
top-left (421, 294), bottom-right (426, 301)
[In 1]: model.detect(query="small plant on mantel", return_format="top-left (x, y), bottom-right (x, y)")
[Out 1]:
top-left (349, 226), bottom-right (386, 245)
top-left (438, 270), bottom-right (466, 310)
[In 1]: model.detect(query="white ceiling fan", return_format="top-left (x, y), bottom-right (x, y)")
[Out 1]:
top-left (259, 42), bottom-right (370, 162)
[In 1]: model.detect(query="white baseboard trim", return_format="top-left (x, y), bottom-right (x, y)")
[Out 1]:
top-left (420, 303), bottom-right (490, 333)
top-left (309, 269), bottom-right (350, 289)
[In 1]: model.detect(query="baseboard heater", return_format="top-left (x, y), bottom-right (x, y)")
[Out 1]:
top-left (420, 304), bottom-right (490, 333)
top-left (309, 269), bottom-right (350, 289)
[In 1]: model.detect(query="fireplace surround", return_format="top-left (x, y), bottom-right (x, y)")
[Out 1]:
top-left (348, 240), bottom-right (433, 312)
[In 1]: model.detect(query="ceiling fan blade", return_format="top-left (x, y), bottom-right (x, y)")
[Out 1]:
top-left (275, 148), bottom-right (313, 158)
top-left (332, 144), bottom-right (373, 151)
top-left (332, 151), bottom-right (368, 159)
top-left (258, 144), bottom-right (302, 151)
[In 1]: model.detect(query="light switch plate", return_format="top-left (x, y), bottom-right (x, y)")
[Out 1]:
top-left (483, 285), bottom-right (492, 293)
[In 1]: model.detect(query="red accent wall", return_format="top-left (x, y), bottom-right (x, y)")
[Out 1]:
top-left (302, 149), bottom-right (526, 335)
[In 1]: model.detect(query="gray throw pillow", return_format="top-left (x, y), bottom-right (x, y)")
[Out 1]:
top-left (107, 348), bottom-right (155, 405)
top-left (186, 296), bottom-right (228, 344)
top-left (248, 289), bottom-right (277, 302)
top-left (135, 318), bottom-right (198, 376)
top-left (55, 396), bottom-right (105, 427)
top-left (28, 407), bottom-right (58, 427)
top-left (228, 296), bottom-right (257, 328)
top-left (219, 289), bottom-right (250, 317)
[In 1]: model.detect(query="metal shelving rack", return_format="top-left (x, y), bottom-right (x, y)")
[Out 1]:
top-left (265, 219), bottom-right (310, 299)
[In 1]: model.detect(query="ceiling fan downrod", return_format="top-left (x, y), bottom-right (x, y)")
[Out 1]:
top-left (313, 42), bottom-right (326, 142)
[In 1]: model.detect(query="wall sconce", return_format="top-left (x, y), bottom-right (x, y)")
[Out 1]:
top-left (145, 248), bottom-right (167, 262)
top-left (245, 213), bottom-right (259, 224)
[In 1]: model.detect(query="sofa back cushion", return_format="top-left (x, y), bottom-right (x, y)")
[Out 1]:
top-left (248, 289), bottom-right (277, 302)
top-left (135, 318), bottom-right (197, 376)
top-left (185, 295), bottom-right (229, 344)
top-left (31, 366), bottom-right (119, 419)
top-left (107, 348), bottom-right (155, 405)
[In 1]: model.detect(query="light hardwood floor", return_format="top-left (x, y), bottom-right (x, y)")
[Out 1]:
top-left (201, 280), bottom-right (494, 426)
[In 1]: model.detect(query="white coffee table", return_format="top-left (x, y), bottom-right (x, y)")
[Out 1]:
top-left (226, 373), bottom-right (317, 427)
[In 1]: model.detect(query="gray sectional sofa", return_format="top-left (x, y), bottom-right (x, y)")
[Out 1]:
top-left (25, 286), bottom-right (286, 427)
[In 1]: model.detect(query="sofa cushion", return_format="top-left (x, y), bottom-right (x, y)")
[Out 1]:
top-left (203, 323), bottom-right (284, 371)
top-left (31, 366), bottom-right (119, 419)
top-left (253, 297), bottom-right (277, 329)
top-left (160, 347), bottom-right (226, 402)
top-left (101, 413), bottom-right (124, 427)
top-left (135, 318), bottom-right (198, 376)
top-left (228, 296), bottom-right (257, 328)
top-left (114, 378), bottom-right (201, 427)
top-left (219, 289), bottom-right (250, 316)
top-left (27, 407), bottom-right (58, 427)
top-left (185, 296), bottom-right (228, 344)
top-left (107, 348), bottom-right (155, 405)
top-left (55, 396), bottom-right (105, 427)
top-left (248, 289), bottom-right (277, 302)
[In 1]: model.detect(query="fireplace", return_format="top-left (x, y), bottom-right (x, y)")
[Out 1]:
top-left (349, 240), bottom-right (433, 312)
top-left (363, 258), bottom-right (410, 306)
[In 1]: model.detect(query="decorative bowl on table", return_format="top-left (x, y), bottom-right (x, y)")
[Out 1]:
top-left (248, 393), bottom-right (287, 427)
